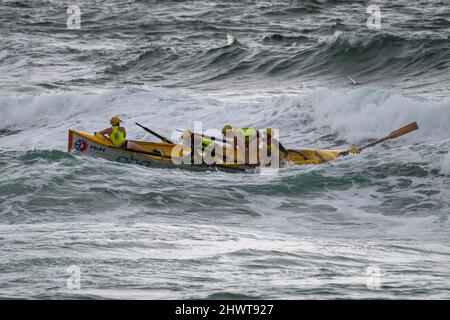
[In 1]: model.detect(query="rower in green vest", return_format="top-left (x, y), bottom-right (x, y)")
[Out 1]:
top-left (221, 125), bottom-right (258, 143)
top-left (221, 125), bottom-right (259, 164)
top-left (181, 129), bottom-right (223, 163)
top-left (181, 129), bottom-right (214, 150)
top-left (97, 116), bottom-right (143, 151)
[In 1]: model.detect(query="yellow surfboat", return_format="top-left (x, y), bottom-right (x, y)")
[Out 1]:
top-left (67, 129), bottom-right (343, 170)
top-left (68, 122), bottom-right (418, 171)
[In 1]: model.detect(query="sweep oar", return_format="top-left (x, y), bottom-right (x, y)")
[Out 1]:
top-left (339, 122), bottom-right (419, 157)
top-left (136, 122), bottom-right (174, 144)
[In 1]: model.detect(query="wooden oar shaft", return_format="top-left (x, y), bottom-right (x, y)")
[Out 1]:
top-left (360, 122), bottom-right (418, 151)
top-left (359, 136), bottom-right (389, 151)
top-left (199, 133), bottom-right (229, 144)
top-left (176, 129), bottom-right (230, 144)
top-left (136, 122), bottom-right (174, 144)
top-left (340, 122), bottom-right (418, 156)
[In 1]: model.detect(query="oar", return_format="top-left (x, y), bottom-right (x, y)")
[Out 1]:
top-left (339, 122), bottom-right (419, 157)
top-left (175, 129), bottom-right (230, 144)
top-left (273, 139), bottom-right (290, 158)
top-left (176, 128), bottom-right (291, 158)
top-left (136, 122), bottom-right (174, 144)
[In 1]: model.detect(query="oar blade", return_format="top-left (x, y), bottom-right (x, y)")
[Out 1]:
top-left (340, 122), bottom-right (419, 157)
top-left (388, 122), bottom-right (419, 139)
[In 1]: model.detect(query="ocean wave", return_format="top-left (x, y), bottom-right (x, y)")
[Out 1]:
top-left (263, 31), bottom-right (450, 82)
top-left (1, 1), bottom-right (448, 95)
top-left (104, 40), bottom-right (250, 84)
top-left (99, 30), bottom-right (450, 91)
top-left (304, 87), bottom-right (450, 143)
top-left (0, 86), bottom-right (449, 152)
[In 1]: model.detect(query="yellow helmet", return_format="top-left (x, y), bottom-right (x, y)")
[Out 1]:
top-left (221, 125), bottom-right (233, 135)
top-left (265, 127), bottom-right (274, 137)
top-left (110, 116), bottom-right (122, 126)
top-left (181, 129), bottom-right (192, 140)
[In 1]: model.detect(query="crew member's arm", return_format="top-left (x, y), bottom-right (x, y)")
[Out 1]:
top-left (97, 128), bottom-right (111, 137)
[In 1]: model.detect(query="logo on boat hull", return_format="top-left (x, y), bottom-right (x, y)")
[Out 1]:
top-left (74, 139), bottom-right (88, 152)
top-left (117, 156), bottom-right (152, 167)
top-left (90, 145), bottom-right (106, 153)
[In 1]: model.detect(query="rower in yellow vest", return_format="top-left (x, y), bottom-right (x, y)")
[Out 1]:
top-left (181, 129), bottom-right (214, 150)
top-left (263, 128), bottom-right (289, 163)
top-left (181, 129), bottom-right (223, 164)
top-left (221, 125), bottom-right (258, 143)
top-left (221, 125), bottom-right (259, 164)
top-left (97, 116), bottom-right (143, 151)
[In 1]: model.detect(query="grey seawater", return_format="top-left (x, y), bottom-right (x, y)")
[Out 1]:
top-left (0, 0), bottom-right (448, 97)
top-left (1, 145), bottom-right (450, 299)
top-left (0, 0), bottom-right (450, 299)
top-left (2, 222), bottom-right (450, 299)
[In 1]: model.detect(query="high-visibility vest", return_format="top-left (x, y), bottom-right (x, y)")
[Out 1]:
top-left (201, 137), bottom-right (213, 149)
top-left (110, 126), bottom-right (126, 147)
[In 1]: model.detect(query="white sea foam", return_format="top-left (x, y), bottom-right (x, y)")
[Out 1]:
top-left (306, 87), bottom-right (450, 143)
top-left (0, 86), bottom-right (448, 151)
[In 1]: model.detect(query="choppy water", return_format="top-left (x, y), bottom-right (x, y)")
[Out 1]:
top-left (0, 0), bottom-right (450, 299)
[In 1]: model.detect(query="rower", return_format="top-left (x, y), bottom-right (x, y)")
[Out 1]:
top-left (97, 116), bottom-right (143, 151)
top-left (181, 129), bottom-right (217, 164)
top-left (221, 125), bottom-right (258, 143)
top-left (263, 128), bottom-right (289, 163)
top-left (181, 129), bottom-right (214, 150)
top-left (221, 125), bottom-right (259, 164)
